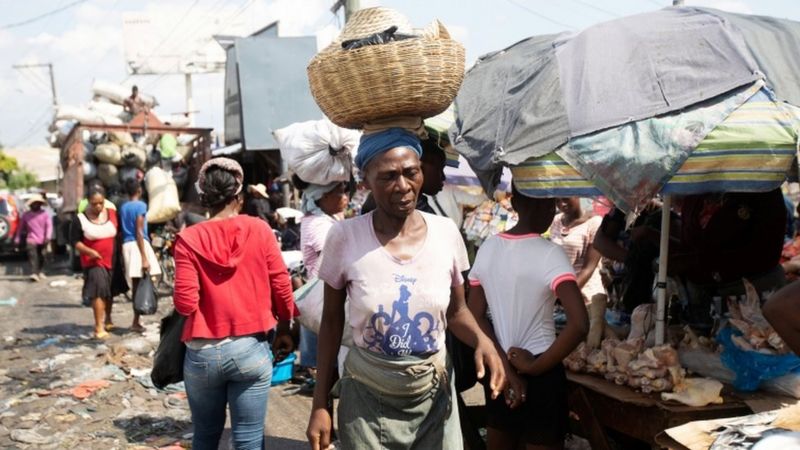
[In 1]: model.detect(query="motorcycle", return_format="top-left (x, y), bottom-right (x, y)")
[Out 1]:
top-left (150, 227), bottom-right (176, 296)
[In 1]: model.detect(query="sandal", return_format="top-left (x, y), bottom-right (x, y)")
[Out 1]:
top-left (104, 323), bottom-right (115, 332)
top-left (94, 331), bottom-right (109, 340)
top-left (129, 324), bottom-right (145, 334)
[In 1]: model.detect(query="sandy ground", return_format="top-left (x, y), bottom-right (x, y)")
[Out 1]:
top-left (0, 255), bottom-right (309, 449)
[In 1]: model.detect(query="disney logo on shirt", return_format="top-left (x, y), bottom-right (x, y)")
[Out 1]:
top-left (363, 283), bottom-right (439, 357)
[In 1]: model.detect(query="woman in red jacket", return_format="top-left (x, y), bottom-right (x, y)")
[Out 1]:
top-left (173, 157), bottom-right (297, 450)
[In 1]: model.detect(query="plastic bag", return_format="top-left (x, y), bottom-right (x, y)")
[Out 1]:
top-left (133, 275), bottom-right (158, 315)
top-left (83, 161), bottom-right (97, 180)
top-left (274, 119), bottom-right (360, 185)
top-left (145, 167), bottom-right (181, 224)
top-left (121, 146), bottom-right (146, 169)
top-left (341, 26), bottom-right (416, 50)
top-left (94, 143), bottom-right (121, 165)
top-left (97, 163), bottom-right (119, 187)
top-left (109, 131), bottom-right (134, 146)
top-left (718, 327), bottom-right (800, 391)
top-left (295, 278), bottom-right (324, 333)
top-left (151, 309), bottom-right (186, 389)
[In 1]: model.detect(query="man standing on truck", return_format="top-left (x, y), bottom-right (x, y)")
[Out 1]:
top-left (16, 194), bottom-right (52, 282)
top-left (123, 85), bottom-right (147, 116)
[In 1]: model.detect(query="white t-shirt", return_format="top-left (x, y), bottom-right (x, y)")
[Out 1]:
top-left (318, 211), bottom-right (469, 357)
top-left (469, 233), bottom-right (576, 355)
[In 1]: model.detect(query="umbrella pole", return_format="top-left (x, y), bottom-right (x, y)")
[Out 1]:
top-left (655, 195), bottom-right (672, 346)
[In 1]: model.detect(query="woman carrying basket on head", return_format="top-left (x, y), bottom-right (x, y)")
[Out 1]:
top-left (306, 128), bottom-right (507, 450)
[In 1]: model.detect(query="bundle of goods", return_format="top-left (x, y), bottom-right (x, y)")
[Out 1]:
top-left (462, 197), bottom-right (518, 245)
top-left (92, 80), bottom-right (158, 109)
top-left (145, 167), bottom-right (181, 224)
top-left (307, 7), bottom-right (465, 129)
top-left (274, 119), bottom-right (360, 185)
top-left (78, 129), bottom-right (194, 223)
top-left (678, 279), bottom-right (800, 398)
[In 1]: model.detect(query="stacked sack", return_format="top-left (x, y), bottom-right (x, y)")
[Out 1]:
top-left (81, 130), bottom-right (192, 224)
top-left (48, 81), bottom-right (160, 148)
top-left (307, 7), bottom-right (465, 135)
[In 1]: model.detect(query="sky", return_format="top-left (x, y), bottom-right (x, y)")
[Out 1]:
top-left (1, 0), bottom-right (799, 149)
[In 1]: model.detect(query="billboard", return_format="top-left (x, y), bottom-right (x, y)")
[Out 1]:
top-left (122, 11), bottom-right (252, 75)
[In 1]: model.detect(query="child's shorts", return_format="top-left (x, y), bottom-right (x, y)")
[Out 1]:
top-left (483, 362), bottom-right (569, 446)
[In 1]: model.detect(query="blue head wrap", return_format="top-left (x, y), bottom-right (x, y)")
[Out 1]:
top-left (355, 128), bottom-right (423, 171)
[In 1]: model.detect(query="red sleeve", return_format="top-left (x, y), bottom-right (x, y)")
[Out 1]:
top-left (263, 224), bottom-right (299, 321)
top-left (173, 236), bottom-right (200, 315)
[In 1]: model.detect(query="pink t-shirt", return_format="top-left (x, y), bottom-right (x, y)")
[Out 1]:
top-left (318, 211), bottom-right (469, 357)
top-left (550, 214), bottom-right (605, 300)
top-left (300, 214), bottom-right (337, 278)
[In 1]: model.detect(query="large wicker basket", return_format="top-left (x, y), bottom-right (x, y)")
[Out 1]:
top-left (307, 8), bottom-right (465, 129)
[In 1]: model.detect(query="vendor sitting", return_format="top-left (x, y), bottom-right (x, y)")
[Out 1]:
top-left (670, 189), bottom-right (786, 331)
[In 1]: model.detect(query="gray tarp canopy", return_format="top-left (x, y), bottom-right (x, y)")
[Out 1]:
top-left (450, 7), bottom-right (800, 180)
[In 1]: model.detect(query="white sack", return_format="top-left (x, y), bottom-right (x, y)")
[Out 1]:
top-left (56, 105), bottom-right (123, 125)
top-left (145, 167), bottom-right (181, 224)
top-left (92, 79), bottom-right (158, 107)
top-left (274, 119), bottom-right (360, 184)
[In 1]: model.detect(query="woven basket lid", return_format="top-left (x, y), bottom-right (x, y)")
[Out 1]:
top-left (337, 7), bottom-right (414, 43)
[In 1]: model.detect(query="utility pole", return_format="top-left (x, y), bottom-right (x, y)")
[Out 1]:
top-left (344, 0), bottom-right (360, 22)
top-left (185, 73), bottom-right (194, 127)
top-left (12, 62), bottom-right (58, 106)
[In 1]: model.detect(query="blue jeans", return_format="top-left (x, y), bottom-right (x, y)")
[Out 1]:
top-left (299, 325), bottom-right (318, 368)
top-left (184, 336), bottom-right (272, 450)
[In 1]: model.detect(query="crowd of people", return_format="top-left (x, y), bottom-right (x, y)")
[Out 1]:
top-left (32, 120), bottom-right (797, 449)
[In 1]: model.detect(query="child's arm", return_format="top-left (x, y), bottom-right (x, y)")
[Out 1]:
top-left (467, 284), bottom-right (527, 409)
top-left (508, 280), bottom-right (589, 375)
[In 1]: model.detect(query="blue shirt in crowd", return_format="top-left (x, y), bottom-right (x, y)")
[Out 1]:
top-left (120, 200), bottom-right (149, 243)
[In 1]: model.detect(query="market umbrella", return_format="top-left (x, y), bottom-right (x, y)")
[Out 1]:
top-left (509, 89), bottom-right (799, 344)
top-left (511, 87), bottom-right (799, 207)
top-left (450, 7), bottom-right (800, 345)
top-left (450, 7), bottom-right (800, 195)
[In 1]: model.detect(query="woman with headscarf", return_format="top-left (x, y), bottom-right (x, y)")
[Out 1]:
top-left (173, 157), bottom-right (298, 450)
top-left (306, 128), bottom-right (506, 450)
top-left (295, 176), bottom-right (350, 377)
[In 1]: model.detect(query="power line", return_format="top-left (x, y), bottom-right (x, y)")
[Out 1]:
top-left (121, 0), bottom-right (201, 83)
top-left (571, 0), bottom-right (621, 18)
top-left (9, 107), bottom-right (54, 147)
top-left (504, 0), bottom-right (575, 31)
top-left (0, 0), bottom-right (90, 30)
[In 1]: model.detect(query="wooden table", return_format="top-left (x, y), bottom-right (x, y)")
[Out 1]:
top-left (567, 372), bottom-right (753, 449)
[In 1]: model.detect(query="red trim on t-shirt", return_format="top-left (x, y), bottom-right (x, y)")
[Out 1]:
top-left (551, 273), bottom-right (577, 292)
top-left (468, 279), bottom-right (481, 287)
top-left (498, 232), bottom-right (540, 240)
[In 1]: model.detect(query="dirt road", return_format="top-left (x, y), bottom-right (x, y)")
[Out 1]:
top-left (0, 255), bottom-right (311, 449)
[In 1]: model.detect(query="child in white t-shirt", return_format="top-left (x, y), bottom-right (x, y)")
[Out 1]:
top-left (468, 182), bottom-right (589, 450)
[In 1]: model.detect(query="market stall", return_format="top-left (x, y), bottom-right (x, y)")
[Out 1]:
top-left (449, 5), bottom-right (800, 447)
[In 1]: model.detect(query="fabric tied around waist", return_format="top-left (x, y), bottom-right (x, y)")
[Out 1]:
top-left (338, 346), bottom-right (449, 399)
